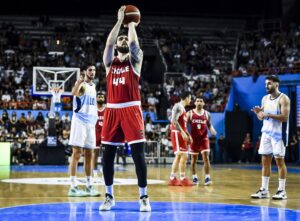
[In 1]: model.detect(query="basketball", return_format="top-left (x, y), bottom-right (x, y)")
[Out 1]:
top-left (123, 5), bottom-right (141, 26)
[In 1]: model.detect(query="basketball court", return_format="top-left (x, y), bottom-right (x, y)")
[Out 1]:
top-left (0, 164), bottom-right (299, 220)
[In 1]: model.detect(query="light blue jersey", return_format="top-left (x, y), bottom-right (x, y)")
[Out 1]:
top-left (73, 82), bottom-right (97, 125)
top-left (261, 93), bottom-right (288, 145)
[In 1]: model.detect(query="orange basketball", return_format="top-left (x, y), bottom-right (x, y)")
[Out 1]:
top-left (123, 5), bottom-right (141, 26)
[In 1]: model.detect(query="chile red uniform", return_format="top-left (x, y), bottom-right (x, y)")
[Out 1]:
top-left (101, 57), bottom-right (145, 145)
top-left (170, 103), bottom-right (188, 153)
top-left (96, 107), bottom-right (105, 147)
top-left (189, 110), bottom-right (210, 154)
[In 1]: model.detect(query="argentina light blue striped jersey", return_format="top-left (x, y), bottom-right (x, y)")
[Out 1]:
top-left (261, 93), bottom-right (289, 145)
top-left (73, 82), bottom-right (97, 125)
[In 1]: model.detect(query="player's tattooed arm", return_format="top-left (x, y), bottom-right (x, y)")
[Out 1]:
top-left (186, 110), bottom-right (191, 124)
top-left (130, 42), bottom-right (143, 62)
top-left (185, 110), bottom-right (193, 143)
top-left (171, 104), bottom-right (183, 132)
top-left (171, 105), bottom-right (188, 141)
top-left (128, 22), bottom-right (143, 74)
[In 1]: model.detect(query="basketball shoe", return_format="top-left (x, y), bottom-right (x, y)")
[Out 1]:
top-left (68, 186), bottom-right (88, 197)
top-left (85, 186), bottom-right (101, 197)
top-left (251, 188), bottom-right (270, 199)
top-left (272, 190), bottom-right (287, 200)
top-left (204, 177), bottom-right (212, 186)
top-left (139, 195), bottom-right (151, 212)
top-left (180, 178), bottom-right (193, 186)
top-left (99, 193), bottom-right (115, 211)
top-left (168, 177), bottom-right (181, 186)
top-left (192, 177), bottom-right (199, 185)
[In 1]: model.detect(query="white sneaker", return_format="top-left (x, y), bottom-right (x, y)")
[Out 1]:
top-left (85, 186), bottom-right (101, 197)
top-left (251, 188), bottom-right (270, 199)
top-left (204, 177), bottom-right (212, 186)
top-left (139, 195), bottom-right (151, 212)
top-left (99, 194), bottom-right (115, 211)
top-left (272, 190), bottom-right (287, 200)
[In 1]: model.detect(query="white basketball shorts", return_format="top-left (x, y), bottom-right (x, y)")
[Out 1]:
top-left (69, 116), bottom-right (96, 149)
top-left (258, 133), bottom-right (285, 157)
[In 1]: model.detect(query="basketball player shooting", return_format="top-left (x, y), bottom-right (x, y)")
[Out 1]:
top-left (99, 5), bottom-right (151, 212)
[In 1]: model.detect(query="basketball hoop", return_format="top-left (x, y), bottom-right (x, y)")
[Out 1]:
top-left (32, 66), bottom-right (80, 96)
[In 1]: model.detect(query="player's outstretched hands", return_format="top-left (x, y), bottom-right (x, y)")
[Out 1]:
top-left (118, 6), bottom-right (126, 22)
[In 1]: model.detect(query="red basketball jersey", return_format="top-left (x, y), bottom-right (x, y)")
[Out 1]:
top-left (190, 109), bottom-right (209, 139)
top-left (106, 57), bottom-right (141, 104)
top-left (170, 105), bottom-right (187, 132)
top-left (96, 107), bottom-right (105, 145)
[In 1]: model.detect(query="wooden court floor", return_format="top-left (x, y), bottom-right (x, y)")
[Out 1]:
top-left (0, 164), bottom-right (299, 211)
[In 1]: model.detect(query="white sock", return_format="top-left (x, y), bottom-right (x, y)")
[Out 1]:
top-left (139, 186), bottom-right (147, 197)
top-left (106, 185), bottom-right (114, 197)
top-left (278, 178), bottom-right (286, 191)
top-left (261, 176), bottom-right (270, 190)
top-left (179, 173), bottom-right (185, 180)
top-left (70, 176), bottom-right (77, 188)
top-left (170, 173), bottom-right (177, 180)
top-left (192, 174), bottom-right (198, 179)
top-left (205, 174), bottom-right (210, 179)
top-left (86, 176), bottom-right (92, 187)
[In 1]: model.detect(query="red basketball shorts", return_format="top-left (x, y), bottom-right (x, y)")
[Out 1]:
top-left (171, 130), bottom-right (188, 154)
top-left (101, 106), bottom-right (145, 145)
top-left (190, 137), bottom-right (210, 154)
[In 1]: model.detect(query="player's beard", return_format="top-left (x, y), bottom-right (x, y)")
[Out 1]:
top-left (116, 45), bottom-right (129, 53)
top-left (266, 87), bottom-right (274, 94)
top-left (86, 73), bottom-right (94, 81)
top-left (97, 100), bottom-right (104, 105)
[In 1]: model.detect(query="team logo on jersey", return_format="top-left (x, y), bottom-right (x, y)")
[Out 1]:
top-left (192, 119), bottom-right (207, 124)
top-left (111, 66), bottom-right (129, 75)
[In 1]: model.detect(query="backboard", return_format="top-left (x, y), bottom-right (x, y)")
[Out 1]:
top-left (32, 67), bottom-right (80, 96)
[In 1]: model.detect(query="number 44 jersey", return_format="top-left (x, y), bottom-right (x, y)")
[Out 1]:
top-left (106, 57), bottom-right (141, 106)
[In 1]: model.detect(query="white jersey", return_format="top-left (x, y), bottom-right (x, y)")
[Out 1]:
top-left (261, 93), bottom-right (288, 144)
top-left (72, 82), bottom-right (97, 125)
top-left (51, 90), bottom-right (63, 103)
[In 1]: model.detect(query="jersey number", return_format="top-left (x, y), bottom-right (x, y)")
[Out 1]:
top-left (113, 77), bottom-right (125, 86)
top-left (197, 124), bottom-right (201, 130)
top-left (89, 97), bottom-right (95, 105)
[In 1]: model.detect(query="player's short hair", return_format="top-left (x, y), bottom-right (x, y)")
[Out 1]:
top-left (195, 96), bottom-right (206, 102)
top-left (180, 91), bottom-right (191, 100)
top-left (266, 75), bottom-right (280, 83)
top-left (82, 63), bottom-right (95, 71)
top-left (118, 29), bottom-right (127, 37)
top-left (97, 91), bottom-right (105, 96)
